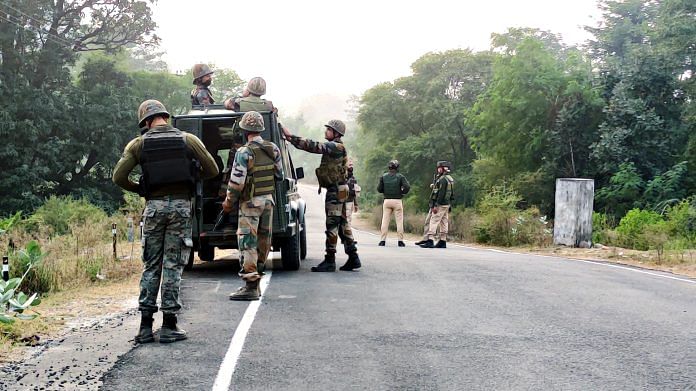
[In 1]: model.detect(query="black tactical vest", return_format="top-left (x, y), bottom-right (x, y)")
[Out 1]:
top-left (139, 128), bottom-right (195, 196)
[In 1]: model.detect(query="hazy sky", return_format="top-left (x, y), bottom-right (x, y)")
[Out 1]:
top-left (153, 0), bottom-right (602, 117)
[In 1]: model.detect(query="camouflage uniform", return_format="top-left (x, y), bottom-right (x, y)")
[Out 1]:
top-left (191, 85), bottom-right (215, 106)
top-left (224, 111), bottom-right (282, 300)
top-left (345, 169), bottom-right (359, 224)
top-left (287, 120), bottom-right (361, 271)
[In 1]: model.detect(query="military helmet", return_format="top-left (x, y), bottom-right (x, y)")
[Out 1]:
top-left (239, 111), bottom-right (265, 132)
top-left (388, 160), bottom-right (400, 170)
top-left (192, 64), bottom-right (214, 84)
top-left (137, 99), bottom-right (170, 128)
top-left (246, 77), bottom-right (267, 96)
top-left (325, 119), bottom-right (346, 136)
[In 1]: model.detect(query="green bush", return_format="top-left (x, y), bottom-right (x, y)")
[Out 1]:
top-left (592, 212), bottom-right (616, 245)
top-left (665, 199), bottom-right (696, 244)
top-left (475, 186), bottom-right (521, 246)
top-left (25, 196), bottom-right (108, 236)
top-left (617, 208), bottom-right (664, 250)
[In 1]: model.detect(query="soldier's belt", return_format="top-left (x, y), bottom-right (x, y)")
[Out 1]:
top-left (146, 194), bottom-right (190, 201)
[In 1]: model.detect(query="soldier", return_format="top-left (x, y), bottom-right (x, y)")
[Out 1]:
top-left (345, 161), bottom-right (360, 224)
top-left (281, 120), bottom-right (362, 272)
top-left (419, 161), bottom-right (454, 249)
top-left (222, 111), bottom-right (283, 300)
top-left (223, 77), bottom-right (275, 112)
top-left (191, 63), bottom-right (215, 106)
top-left (415, 163), bottom-right (442, 246)
top-left (113, 100), bottom-right (218, 343)
top-left (377, 160), bottom-right (410, 247)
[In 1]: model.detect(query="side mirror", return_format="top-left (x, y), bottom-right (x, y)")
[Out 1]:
top-left (295, 167), bottom-right (305, 180)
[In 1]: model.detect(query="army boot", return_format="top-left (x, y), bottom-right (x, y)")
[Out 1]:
top-left (311, 255), bottom-right (336, 272)
top-left (134, 312), bottom-right (154, 344)
top-left (435, 240), bottom-right (447, 248)
top-left (378, 241), bottom-right (386, 246)
top-left (414, 239), bottom-right (427, 246)
top-left (398, 241), bottom-right (406, 247)
top-left (229, 280), bottom-right (260, 301)
top-left (159, 314), bottom-right (188, 343)
top-left (339, 252), bottom-right (361, 271)
top-left (419, 239), bottom-right (434, 248)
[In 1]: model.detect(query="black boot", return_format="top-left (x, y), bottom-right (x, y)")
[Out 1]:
top-left (160, 314), bottom-right (188, 343)
top-left (419, 239), bottom-right (434, 248)
top-left (311, 255), bottom-right (336, 272)
top-left (134, 312), bottom-right (154, 344)
top-left (435, 240), bottom-right (447, 248)
top-left (378, 241), bottom-right (386, 246)
top-left (414, 239), bottom-right (427, 246)
top-left (229, 279), bottom-right (260, 301)
top-left (398, 241), bottom-right (405, 247)
top-left (339, 252), bottom-right (361, 271)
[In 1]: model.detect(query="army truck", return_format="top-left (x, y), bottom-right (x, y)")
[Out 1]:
top-left (172, 105), bottom-right (307, 271)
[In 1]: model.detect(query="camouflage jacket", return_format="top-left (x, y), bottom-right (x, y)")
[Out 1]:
top-left (226, 135), bottom-right (283, 205)
top-left (191, 85), bottom-right (215, 106)
top-left (287, 135), bottom-right (346, 158)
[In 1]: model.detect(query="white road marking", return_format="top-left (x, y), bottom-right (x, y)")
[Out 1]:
top-left (212, 272), bottom-right (272, 391)
top-left (214, 281), bottom-right (221, 293)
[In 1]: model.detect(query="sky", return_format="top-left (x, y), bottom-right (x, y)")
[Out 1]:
top-left (153, 0), bottom-right (603, 120)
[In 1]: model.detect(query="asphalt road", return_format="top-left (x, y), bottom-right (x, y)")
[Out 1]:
top-left (6, 184), bottom-right (696, 390)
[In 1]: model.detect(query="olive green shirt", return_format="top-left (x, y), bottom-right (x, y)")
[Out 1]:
top-left (112, 124), bottom-right (219, 197)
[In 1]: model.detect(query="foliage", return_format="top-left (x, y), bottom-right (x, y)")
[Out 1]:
top-left (664, 199), bottom-right (696, 243)
top-left (616, 208), bottom-right (664, 250)
top-left (0, 212), bottom-right (22, 236)
top-left (0, 241), bottom-right (43, 324)
top-left (24, 196), bottom-right (107, 237)
top-left (595, 162), bottom-right (644, 217)
top-left (475, 185), bottom-right (522, 246)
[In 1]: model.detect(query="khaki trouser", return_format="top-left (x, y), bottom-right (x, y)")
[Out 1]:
top-left (345, 201), bottom-right (355, 224)
top-left (380, 199), bottom-right (404, 241)
top-left (425, 205), bottom-right (449, 241)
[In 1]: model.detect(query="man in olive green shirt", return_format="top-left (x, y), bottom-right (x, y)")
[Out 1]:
top-left (377, 160), bottom-right (410, 247)
top-left (113, 99), bottom-right (218, 344)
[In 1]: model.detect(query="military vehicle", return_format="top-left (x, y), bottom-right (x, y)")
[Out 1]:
top-left (172, 105), bottom-right (307, 271)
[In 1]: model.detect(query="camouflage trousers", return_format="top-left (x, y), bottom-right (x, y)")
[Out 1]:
top-left (140, 198), bottom-right (192, 314)
top-left (238, 195), bottom-right (274, 281)
top-left (325, 189), bottom-right (357, 256)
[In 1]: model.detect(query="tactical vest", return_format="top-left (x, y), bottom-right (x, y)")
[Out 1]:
top-left (139, 128), bottom-right (195, 196)
top-left (245, 141), bottom-right (277, 199)
top-left (381, 173), bottom-right (404, 199)
top-left (238, 96), bottom-right (273, 112)
top-left (191, 86), bottom-right (214, 105)
top-left (431, 174), bottom-right (454, 205)
top-left (315, 145), bottom-right (347, 188)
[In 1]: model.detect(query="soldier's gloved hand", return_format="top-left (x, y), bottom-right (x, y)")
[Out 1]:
top-left (222, 198), bottom-right (236, 214)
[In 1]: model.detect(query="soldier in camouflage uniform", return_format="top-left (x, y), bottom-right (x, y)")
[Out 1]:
top-left (281, 120), bottom-right (362, 272)
top-left (222, 111), bottom-right (283, 300)
top-left (113, 100), bottom-right (218, 343)
top-left (191, 64), bottom-right (215, 106)
top-left (419, 161), bottom-right (454, 249)
top-left (345, 162), bottom-right (360, 224)
top-left (223, 77), bottom-right (276, 112)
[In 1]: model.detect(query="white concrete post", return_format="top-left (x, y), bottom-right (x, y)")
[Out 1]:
top-left (553, 178), bottom-right (594, 248)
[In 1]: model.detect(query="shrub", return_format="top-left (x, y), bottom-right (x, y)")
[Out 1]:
top-left (665, 199), bottom-right (696, 244)
top-left (24, 196), bottom-right (108, 237)
top-left (592, 212), bottom-right (616, 245)
top-left (475, 186), bottom-right (521, 246)
top-left (617, 208), bottom-right (664, 250)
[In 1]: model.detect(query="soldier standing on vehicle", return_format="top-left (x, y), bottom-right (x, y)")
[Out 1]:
top-left (378, 160), bottom-right (410, 247)
top-left (113, 100), bottom-right (218, 343)
top-left (281, 120), bottom-right (362, 272)
top-left (419, 161), bottom-right (454, 249)
top-left (222, 111), bottom-right (283, 300)
top-left (345, 162), bottom-right (360, 224)
top-left (224, 77), bottom-right (275, 112)
top-left (191, 64), bottom-right (215, 106)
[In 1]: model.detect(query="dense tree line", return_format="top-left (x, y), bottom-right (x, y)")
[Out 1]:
top-left (0, 1), bottom-right (244, 215)
top-left (354, 0), bottom-right (695, 219)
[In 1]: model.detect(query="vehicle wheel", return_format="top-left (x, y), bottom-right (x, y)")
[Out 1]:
top-left (198, 244), bottom-right (215, 263)
top-left (300, 217), bottom-right (307, 260)
top-left (281, 231), bottom-right (301, 271)
top-left (183, 248), bottom-right (195, 271)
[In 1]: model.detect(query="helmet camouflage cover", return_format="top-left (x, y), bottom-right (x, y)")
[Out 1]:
top-left (239, 111), bottom-right (265, 132)
top-left (388, 160), bottom-right (400, 169)
top-left (137, 99), bottom-right (170, 128)
top-left (192, 63), bottom-right (213, 84)
top-left (437, 160), bottom-right (453, 171)
top-left (325, 119), bottom-right (346, 136)
top-left (246, 77), bottom-right (267, 96)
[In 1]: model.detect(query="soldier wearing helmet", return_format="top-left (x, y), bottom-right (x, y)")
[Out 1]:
top-left (281, 120), bottom-right (362, 272)
top-left (223, 76), bottom-right (275, 112)
top-left (191, 64), bottom-right (215, 106)
top-left (113, 99), bottom-right (218, 344)
top-left (419, 161), bottom-right (454, 249)
top-left (345, 159), bottom-right (361, 224)
top-left (377, 159), bottom-right (411, 247)
top-left (222, 111), bottom-right (283, 300)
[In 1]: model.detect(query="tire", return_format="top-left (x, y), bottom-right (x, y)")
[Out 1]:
top-left (183, 248), bottom-right (195, 271)
top-left (281, 231), bottom-right (301, 271)
top-left (300, 217), bottom-right (307, 260)
top-left (198, 244), bottom-right (215, 263)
